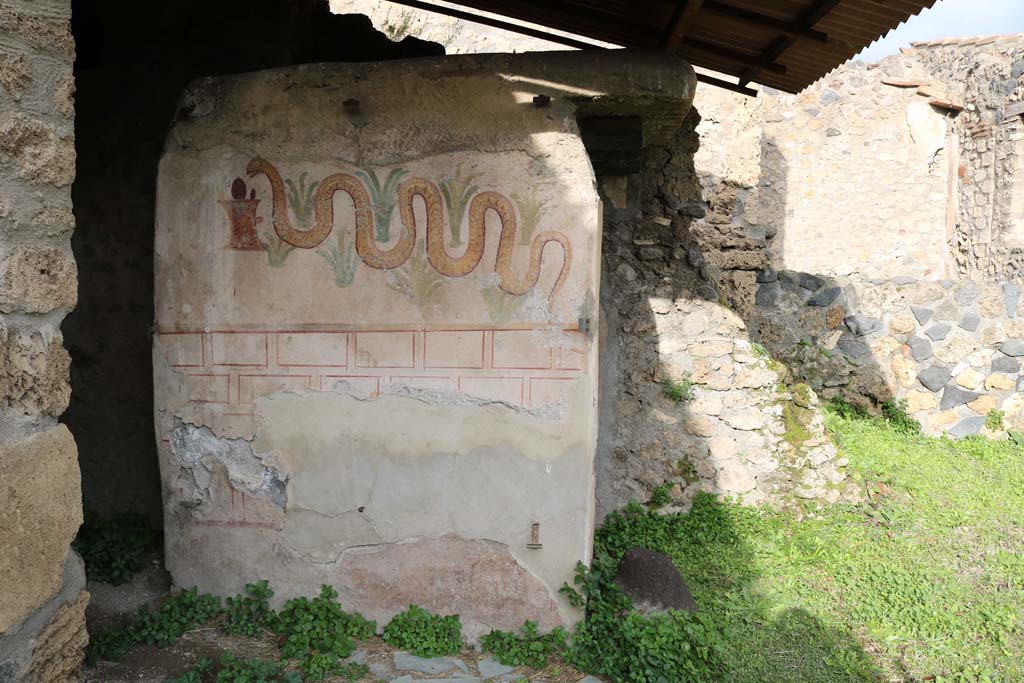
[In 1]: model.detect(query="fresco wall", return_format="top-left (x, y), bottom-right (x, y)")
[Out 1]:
top-left (154, 51), bottom-right (695, 636)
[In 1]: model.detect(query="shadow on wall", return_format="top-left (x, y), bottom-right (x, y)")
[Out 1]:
top-left (63, 0), bottom-right (443, 524)
top-left (593, 104), bottom-right (888, 681)
top-left (595, 110), bottom-right (857, 523)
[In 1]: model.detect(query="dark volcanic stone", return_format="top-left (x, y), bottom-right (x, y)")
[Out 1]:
top-left (845, 315), bottom-right (882, 336)
top-left (917, 365), bottom-right (951, 392)
top-left (949, 416), bottom-right (986, 438)
top-left (807, 286), bottom-right (841, 307)
top-left (959, 312), bottom-right (980, 332)
top-left (925, 323), bottom-right (951, 341)
top-left (940, 383), bottom-right (981, 411)
top-left (992, 356), bottom-right (1020, 374)
top-left (799, 273), bottom-right (825, 291)
top-left (755, 283), bottom-right (780, 307)
top-left (907, 336), bottom-right (933, 362)
top-left (613, 548), bottom-right (697, 615)
top-left (911, 306), bottom-right (933, 326)
top-left (1001, 339), bottom-right (1024, 357)
top-left (756, 268), bottom-right (778, 284)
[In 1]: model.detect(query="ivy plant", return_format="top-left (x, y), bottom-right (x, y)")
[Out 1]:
top-left (382, 605), bottom-right (462, 657)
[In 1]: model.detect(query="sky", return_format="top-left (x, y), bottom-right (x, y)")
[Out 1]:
top-left (856, 0), bottom-right (1024, 62)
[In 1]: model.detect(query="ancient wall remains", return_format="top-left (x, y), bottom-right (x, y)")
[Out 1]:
top-left (154, 51), bottom-right (696, 639)
top-left (910, 36), bottom-right (1024, 282)
top-left (0, 1), bottom-right (88, 680)
top-left (595, 113), bottom-right (852, 516)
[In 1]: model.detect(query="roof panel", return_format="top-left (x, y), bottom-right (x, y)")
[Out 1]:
top-left (391, 0), bottom-right (938, 93)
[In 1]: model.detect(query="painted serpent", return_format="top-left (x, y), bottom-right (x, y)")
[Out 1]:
top-left (246, 158), bottom-right (572, 303)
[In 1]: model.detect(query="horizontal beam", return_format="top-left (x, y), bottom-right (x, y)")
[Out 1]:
top-left (365, 1), bottom-right (759, 96)
top-left (696, 72), bottom-right (758, 97)
top-left (382, 0), bottom-right (606, 50)
top-left (684, 37), bottom-right (787, 74)
top-left (661, 0), bottom-right (704, 50)
top-left (704, 0), bottom-right (829, 43)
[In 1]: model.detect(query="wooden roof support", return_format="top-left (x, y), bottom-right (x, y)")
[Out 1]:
top-left (704, 1), bottom-right (829, 43)
top-left (661, 0), bottom-right (704, 49)
top-left (383, 0), bottom-right (602, 50)
top-left (697, 72), bottom-right (758, 97)
top-left (738, 0), bottom-right (841, 86)
top-left (685, 37), bottom-right (787, 74)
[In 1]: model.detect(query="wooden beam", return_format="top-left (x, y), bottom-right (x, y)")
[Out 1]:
top-left (738, 0), bottom-right (842, 86)
top-left (661, 0), bottom-right (704, 50)
top-left (684, 37), bottom-right (787, 74)
top-left (696, 72), bottom-right (758, 97)
top-left (703, 1), bottom-right (829, 43)
top-left (382, 0), bottom-right (607, 50)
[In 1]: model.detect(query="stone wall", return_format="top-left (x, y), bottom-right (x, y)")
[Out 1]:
top-left (0, 1), bottom-right (87, 680)
top-left (752, 274), bottom-right (1024, 435)
top-left (153, 51), bottom-right (696, 640)
top-left (695, 55), bottom-right (952, 281)
top-left (909, 36), bottom-right (1024, 282)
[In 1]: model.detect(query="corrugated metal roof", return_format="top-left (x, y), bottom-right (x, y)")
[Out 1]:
top-left (387, 0), bottom-right (938, 93)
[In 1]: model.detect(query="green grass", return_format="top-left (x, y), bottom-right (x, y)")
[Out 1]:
top-left (632, 406), bottom-right (1024, 683)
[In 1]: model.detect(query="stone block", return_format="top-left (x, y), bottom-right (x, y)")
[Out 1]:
top-left (925, 323), bottom-right (951, 341)
top-left (959, 312), bottom-right (981, 331)
top-left (613, 548), bottom-right (697, 615)
top-left (0, 247), bottom-right (77, 314)
top-left (0, 326), bottom-right (71, 418)
top-left (968, 395), bottom-right (999, 415)
top-left (911, 305), bottom-right (933, 325)
top-left (917, 365), bottom-right (950, 392)
top-left (953, 282), bottom-right (980, 306)
top-left (949, 416), bottom-right (986, 438)
top-left (0, 425), bottom-right (81, 632)
top-left (888, 312), bottom-right (916, 336)
top-left (981, 324), bottom-right (1008, 346)
top-left (905, 389), bottom-right (938, 412)
top-left (991, 356), bottom-right (1020, 374)
top-left (807, 286), bottom-right (841, 307)
top-left (891, 355), bottom-right (917, 387)
top-left (716, 459), bottom-right (756, 493)
top-left (799, 273), bottom-right (825, 291)
top-left (939, 383), bottom-right (981, 410)
top-left (955, 367), bottom-right (984, 390)
top-left (1001, 339), bottom-right (1024, 357)
top-left (907, 336), bottom-right (933, 362)
top-left (0, 113), bottom-right (75, 187)
top-left (934, 299), bottom-right (960, 322)
top-left (22, 589), bottom-right (88, 683)
top-left (0, 552), bottom-right (87, 682)
top-left (845, 315), bottom-right (883, 336)
top-left (985, 374), bottom-right (1016, 391)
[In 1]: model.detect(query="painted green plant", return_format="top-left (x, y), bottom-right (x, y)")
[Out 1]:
top-left (482, 284), bottom-right (527, 324)
top-left (260, 232), bottom-right (296, 267)
top-left (284, 172), bottom-right (319, 229)
top-left (440, 163), bottom-right (482, 247)
top-left (386, 244), bottom-right (447, 306)
top-left (511, 191), bottom-right (548, 245)
top-left (356, 167), bottom-right (408, 242)
top-left (318, 232), bottom-right (358, 287)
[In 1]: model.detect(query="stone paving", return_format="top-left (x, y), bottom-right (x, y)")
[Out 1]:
top-left (350, 649), bottom-right (604, 683)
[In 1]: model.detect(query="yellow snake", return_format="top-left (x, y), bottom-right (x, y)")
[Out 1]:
top-left (246, 158), bottom-right (571, 303)
top-left (247, 157), bottom-right (414, 269)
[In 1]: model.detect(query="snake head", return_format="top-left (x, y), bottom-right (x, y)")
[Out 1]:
top-left (246, 157), bottom-right (267, 178)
